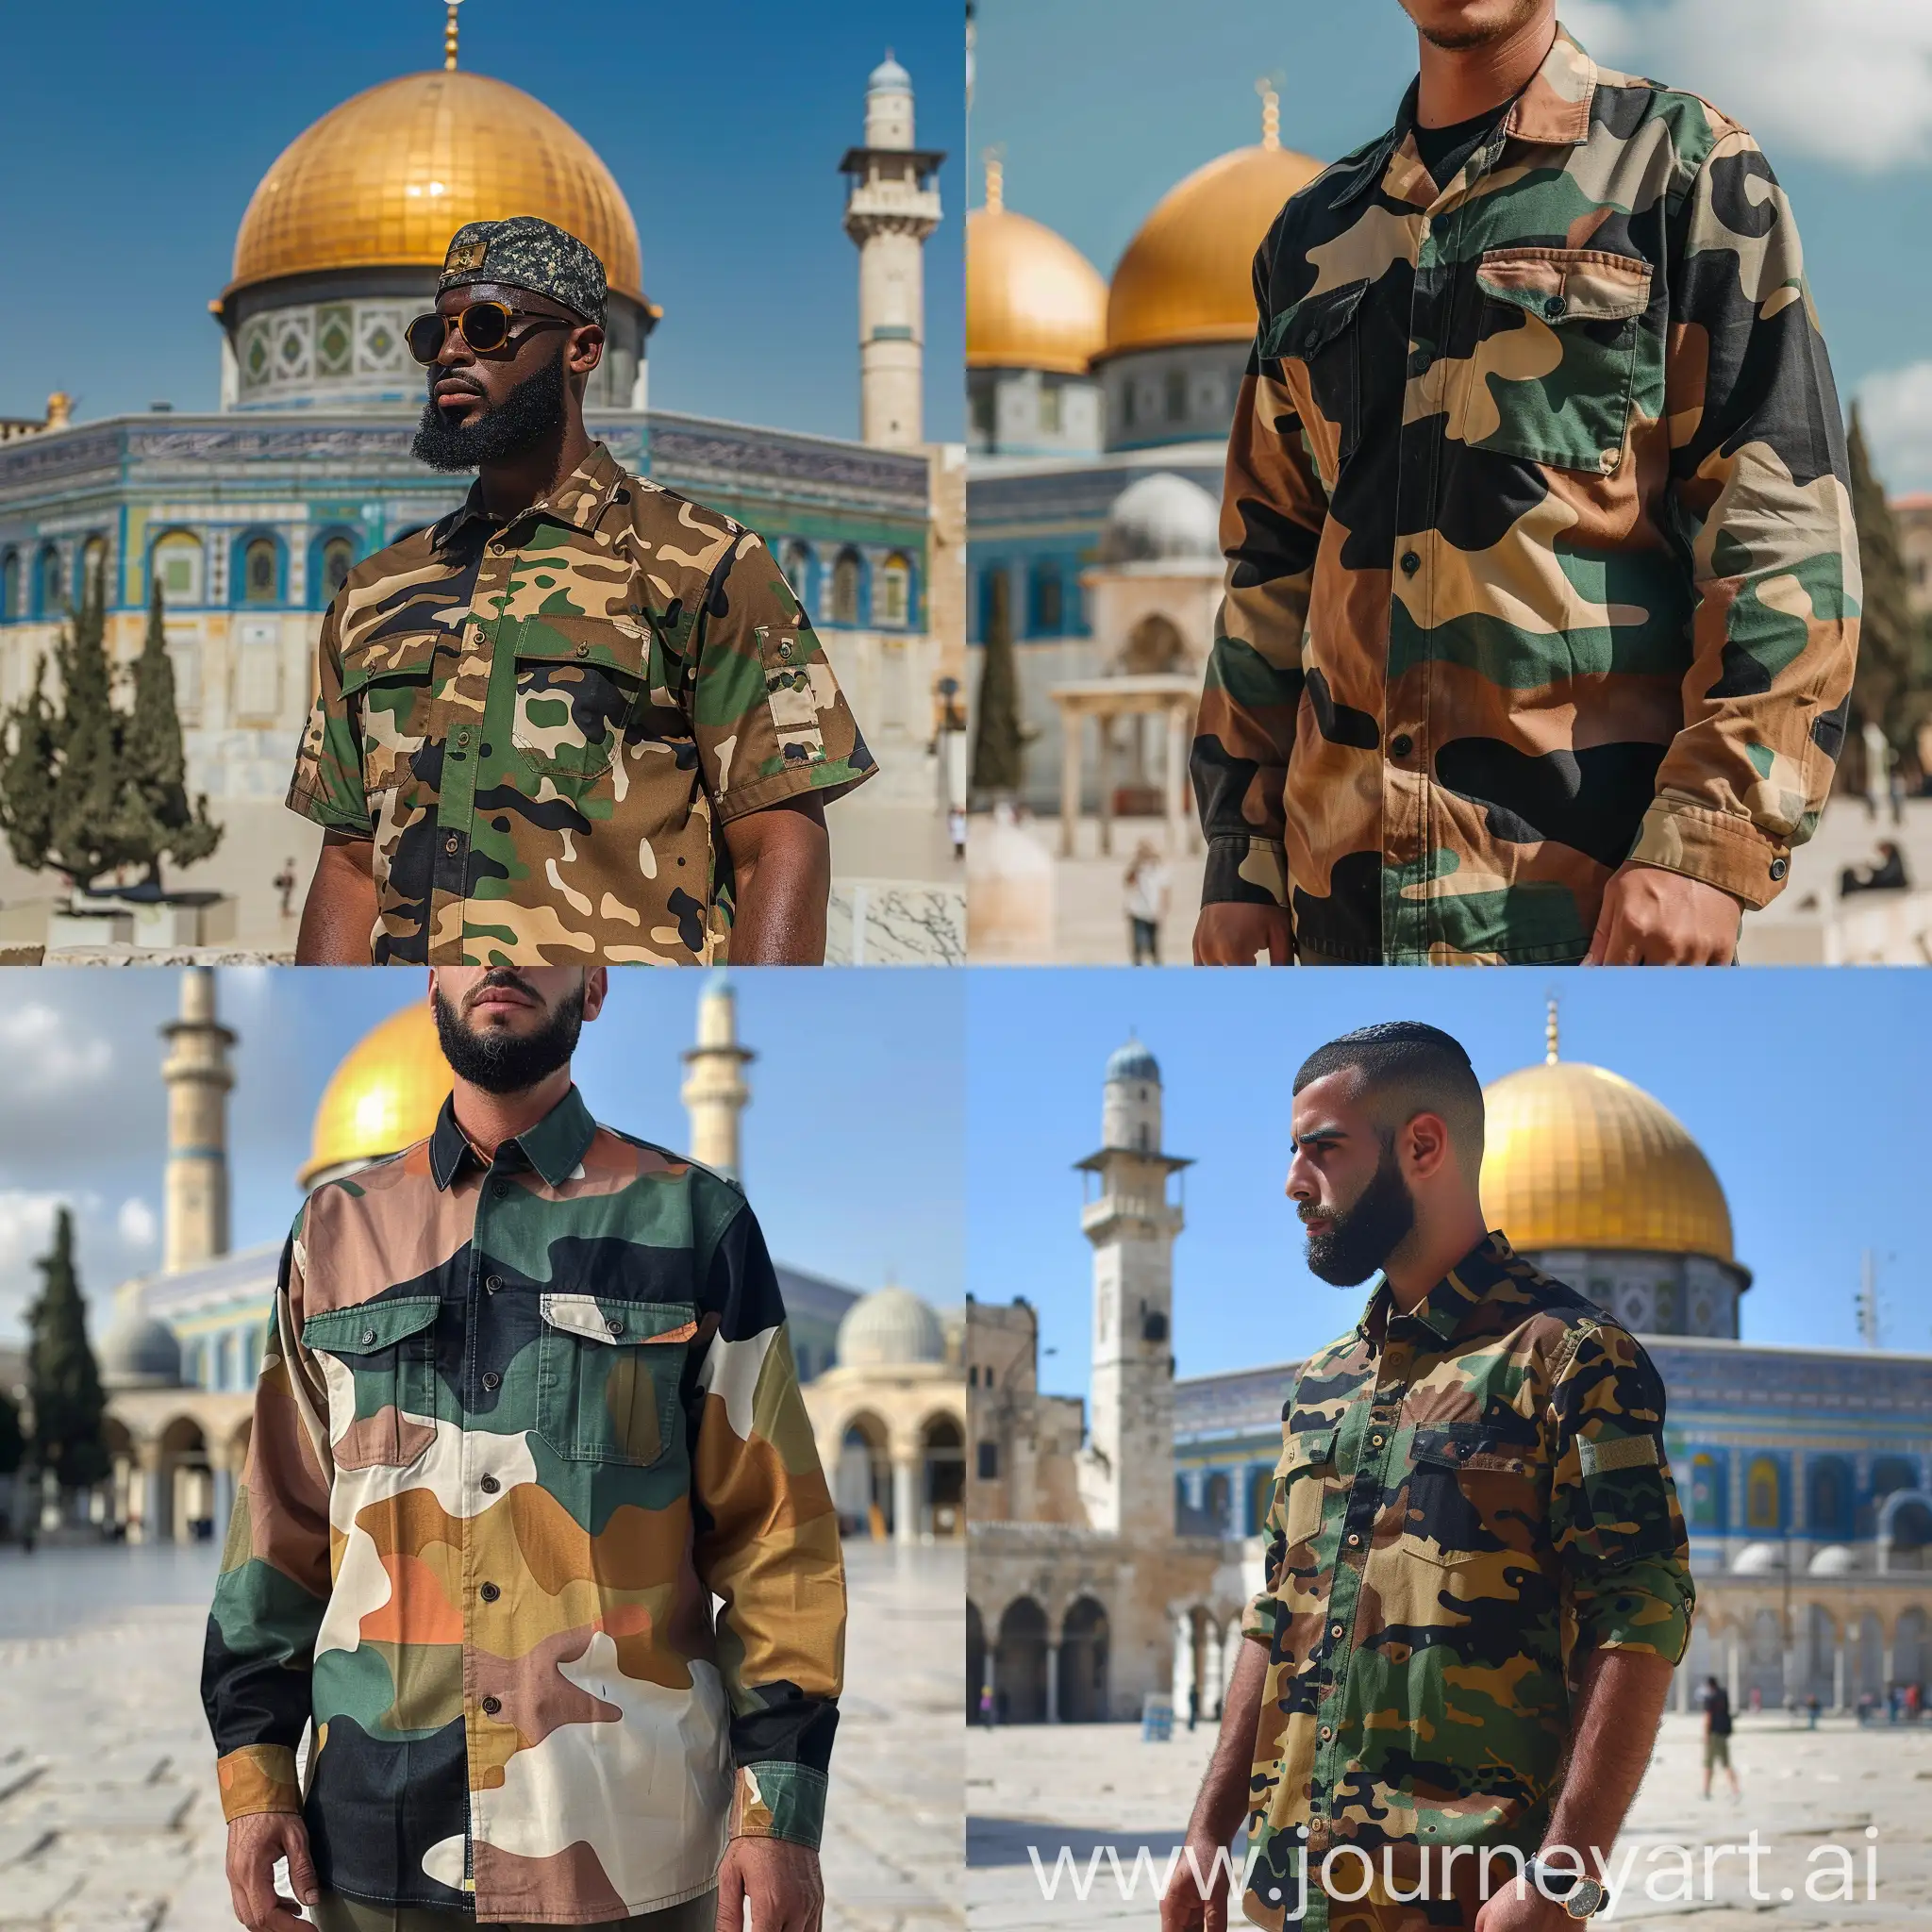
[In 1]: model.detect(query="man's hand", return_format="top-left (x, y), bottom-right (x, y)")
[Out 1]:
top-left (1584, 863), bottom-right (1740, 965)
top-left (225, 1812), bottom-right (320, 1932)
top-left (715, 1836), bottom-right (824, 1932)
top-left (721, 795), bottom-right (830, 964)
top-left (1473, 1876), bottom-right (1571, 1932)
top-left (1193, 902), bottom-right (1291, 965)
top-left (1158, 1827), bottom-right (1234, 1932)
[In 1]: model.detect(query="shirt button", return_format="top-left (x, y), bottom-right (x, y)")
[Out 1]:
top-left (485, 1274), bottom-right (504, 1293)
top-left (1388, 735), bottom-right (1413, 760)
top-left (479, 1474), bottom-right (500, 1494)
top-left (1330, 1622), bottom-right (1343, 1639)
top-left (1320, 1724), bottom-right (1334, 1741)
top-left (1399, 550), bottom-right (1421, 576)
top-left (492, 1181), bottom-right (509, 1200)
top-left (1770, 857), bottom-right (1789, 881)
top-left (1544, 293), bottom-right (1567, 318)
top-left (444, 834), bottom-right (459, 856)
top-left (482, 1370), bottom-right (501, 1391)
top-left (361, 1327), bottom-right (377, 1346)
top-left (481, 1695), bottom-right (502, 1715)
top-left (1370, 1432), bottom-right (1385, 1446)
top-left (607, 1316), bottom-right (625, 1336)
top-left (1347, 1532), bottom-right (1362, 1547)
top-left (479, 1581), bottom-right (500, 1603)
top-left (575, 642), bottom-right (590, 658)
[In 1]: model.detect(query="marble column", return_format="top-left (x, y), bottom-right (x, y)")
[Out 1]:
top-left (1165, 703), bottom-right (1189, 856)
top-left (1202, 1620), bottom-right (1225, 1722)
top-left (1172, 1611), bottom-right (1195, 1716)
top-left (1725, 1629), bottom-right (1742, 1708)
top-left (1834, 1636), bottom-right (1848, 1712)
top-left (213, 1462), bottom-right (237, 1547)
top-left (1045, 1641), bottom-right (1059, 1725)
top-left (891, 1457), bottom-right (918, 1545)
top-left (1096, 717), bottom-right (1116, 858)
top-left (1059, 716), bottom-right (1082, 857)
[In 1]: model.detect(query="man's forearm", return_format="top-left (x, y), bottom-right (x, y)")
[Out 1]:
top-left (722, 796), bottom-right (830, 963)
top-left (1541, 1647), bottom-right (1674, 1867)
top-left (1190, 1637), bottom-right (1269, 1843)
top-left (294, 836), bottom-right (377, 963)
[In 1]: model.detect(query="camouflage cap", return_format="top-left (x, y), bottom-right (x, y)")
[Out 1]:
top-left (438, 215), bottom-right (607, 325)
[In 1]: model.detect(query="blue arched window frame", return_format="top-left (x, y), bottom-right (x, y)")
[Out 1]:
top-left (1028, 558), bottom-right (1066, 637)
top-left (876, 549), bottom-right (917, 630)
top-left (32, 542), bottom-right (62, 619)
top-left (0, 549), bottom-right (17, 623)
top-left (231, 527), bottom-right (287, 608)
top-left (779, 539), bottom-right (817, 620)
top-left (828, 546), bottom-right (868, 628)
top-left (308, 526), bottom-right (359, 610)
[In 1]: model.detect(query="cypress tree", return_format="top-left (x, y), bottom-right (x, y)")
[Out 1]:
top-left (43, 567), bottom-right (138, 889)
top-left (25, 1208), bottom-right (109, 1496)
top-left (0, 657), bottom-right (58, 876)
top-left (1845, 408), bottom-right (1923, 789)
top-left (970, 566), bottom-right (1030, 801)
top-left (119, 578), bottom-right (222, 883)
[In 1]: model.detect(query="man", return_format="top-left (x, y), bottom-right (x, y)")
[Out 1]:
top-left (204, 966), bottom-right (844, 1931)
top-left (1191, 0), bottom-right (1858, 966)
top-left (1699, 1675), bottom-right (1739, 1800)
top-left (290, 215), bottom-right (874, 965)
top-left (1161, 1023), bottom-right (1694, 1932)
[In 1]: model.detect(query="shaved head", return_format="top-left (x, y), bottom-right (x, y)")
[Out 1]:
top-left (1292, 1021), bottom-right (1485, 1180)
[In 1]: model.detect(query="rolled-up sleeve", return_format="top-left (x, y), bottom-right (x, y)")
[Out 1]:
top-left (1547, 1323), bottom-right (1696, 1662)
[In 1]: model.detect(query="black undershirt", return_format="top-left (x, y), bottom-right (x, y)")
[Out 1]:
top-left (1412, 105), bottom-right (1506, 189)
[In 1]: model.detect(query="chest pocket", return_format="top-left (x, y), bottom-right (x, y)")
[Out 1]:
top-left (1263, 281), bottom-right (1368, 475)
top-left (509, 615), bottom-right (662, 798)
top-left (302, 1296), bottom-right (441, 1471)
top-left (1275, 1424), bottom-right (1342, 1553)
top-left (1462, 247), bottom-right (1654, 475)
top-left (535, 1295), bottom-right (697, 1467)
top-left (341, 633), bottom-right (440, 797)
top-left (1400, 1422), bottom-right (1546, 1568)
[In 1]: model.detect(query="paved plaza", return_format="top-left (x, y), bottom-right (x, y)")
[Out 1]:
top-left (967, 1711), bottom-right (1932, 1931)
top-left (0, 1539), bottom-right (963, 1932)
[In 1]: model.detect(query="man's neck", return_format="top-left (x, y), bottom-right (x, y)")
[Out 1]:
top-left (451, 1067), bottom-right (574, 1162)
top-left (1380, 1208), bottom-right (1491, 1313)
top-left (1414, 9), bottom-right (1557, 128)
top-left (476, 419), bottom-right (595, 521)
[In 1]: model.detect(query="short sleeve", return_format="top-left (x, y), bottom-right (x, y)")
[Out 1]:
top-left (1241, 1420), bottom-right (1293, 1648)
top-left (691, 531), bottom-right (877, 823)
top-left (1548, 1323), bottom-right (1696, 1663)
top-left (286, 593), bottom-right (373, 836)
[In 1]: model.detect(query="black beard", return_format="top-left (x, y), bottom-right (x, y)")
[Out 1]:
top-left (1304, 1139), bottom-right (1417, 1287)
top-left (432, 976), bottom-right (585, 1095)
top-left (412, 347), bottom-right (569, 472)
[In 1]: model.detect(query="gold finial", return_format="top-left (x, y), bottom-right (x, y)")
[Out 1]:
top-left (984, 148), bottom-right (1005, 213)
top-left (1545, 994), bottom-right (1559, 1065)
top-left (1257, 75), bottom-right (1282, 152)
top-left (443, 0), bottom-right (463, 70)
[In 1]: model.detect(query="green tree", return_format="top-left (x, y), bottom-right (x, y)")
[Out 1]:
top-left (970, 566), bottom-right (1032, 801)
top-left (1844, 407), bottom-right (1926, 791)
top-left (119, 578), bottom-right (222, 883)
top-left (25, 1208), bottom-right (109, 1496)
top-left (0, 1386), bottom-right (23, 1479)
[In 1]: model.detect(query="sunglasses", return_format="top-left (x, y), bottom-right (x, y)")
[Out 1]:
top-left (405, 303), bottom-right (574, 365)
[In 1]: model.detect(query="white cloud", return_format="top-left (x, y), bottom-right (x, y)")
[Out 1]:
top-left (1857, 362), bottom-right (1932, 494)
top-left (116, 1197), bottom-right (158, 1252)
top-left (0, 1003), bottom-right (113, 1101)
top-left (1568, 0), bottom-right (1932, 172)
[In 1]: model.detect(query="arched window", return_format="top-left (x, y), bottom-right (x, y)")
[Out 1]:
top-left (1808, 1457), bottom-right (1850, 1537)
top-left (0, 551), bottom-right (17, 621)
top-left (830, 549), bottom-right (863, 626)
top-left (1746, 1456), bottom-right (1781, 1530)
top-left (319, 534), bottom-right (355, 604)
top-left (1248, 1466), bottom-right (1274, 1535)
top-left (79, 534), bottom-right (108, 603)
top-left (780, 540), bottom-right (815, 618)
top-left (1688, 1452), bottom-right (1724, 1530)
top-left (1165, 368), bottom-right (1189, 423)
top-left (1039, 383), bottom-right (1062, 436)
top-left (1029, 561), bottom-right (1063, 636)
top-left (35, 544), bottom-right (62, 617)
top-left (876, 552), bottom-right (911, 628)
top-left (242, 536), bottom-right (279, 605)
top-left (151, 530), bottom-right (202, 605)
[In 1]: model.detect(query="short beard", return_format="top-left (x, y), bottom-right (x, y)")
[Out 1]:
top-left (1411, 0), bottom-right (1545, 50)
top-left (1304, 1137), bottom-right (1418, 1287)
top-left (432, 975), bottom-right (585, 1095)
top-left (412, 346), bottom-right (569, 472)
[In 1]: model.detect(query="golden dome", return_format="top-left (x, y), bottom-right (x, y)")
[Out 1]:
top-left (228, 69), bottom-right (644, 303)
top-left (1102, 99), bottom-right (1324, 359)
top-left (968, 162), bottom-right (1108, 375)
top-left (1479, 1055), bottom-right (1734, 1264)
top-left (299, 1001), bottom-right (452, 1190)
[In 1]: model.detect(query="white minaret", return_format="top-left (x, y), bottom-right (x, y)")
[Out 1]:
top-left (1074, 1038), bottom-right (1191, 1540)
top-left (161, 967), bottom-right (234, 1273)
top-left (681, 974), bottom-right (754, 1183)
top-left (840, 53), bottom-right (944, 450)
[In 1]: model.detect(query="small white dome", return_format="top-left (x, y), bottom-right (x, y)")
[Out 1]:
top-left (99, 1307), bottom-right (184, 1390)
top-left (837, 1284), bottom-right (943, 1368)
top-left (1730, 1541), bottom-right (1786, 1575)
top-left (1098, 472), bottom-right (1221, 566)
top-left (869, 53), bottom-right (912, 93)
top-left (1807, 1543), bottom-right (1859, 1575)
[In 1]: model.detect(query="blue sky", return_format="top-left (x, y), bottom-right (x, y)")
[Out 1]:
top-left (0, 969), bottom-right (963, 1345)
top-left (966, 970), bottom-right (1932, 1400)
top-left (971, 0), bottom-right (1932, 490)
top-left (0, 0), bottom-right (963, 442)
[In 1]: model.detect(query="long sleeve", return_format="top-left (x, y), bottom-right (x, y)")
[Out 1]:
top-left (201, 1219), bottom-right (336, 1820)
top-left (691, 1199), bottom-right (846, 1850)
top-left (1193, 229), bottom-right (1328, 914)
top-left (1630, 124), bottom-right (1858, 906)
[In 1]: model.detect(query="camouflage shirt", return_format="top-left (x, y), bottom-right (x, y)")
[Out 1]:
top-left (202, 1087), bottom-right (845, 1924)
top-left (1241, 1235), bottom-right (1693, 1932)
top-left (288, 441), bottom-right (875, 965)
top-left (1193, 26), bottom-right (1858, 963)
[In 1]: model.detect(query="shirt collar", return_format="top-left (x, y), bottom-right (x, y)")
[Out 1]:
top-left (439, 439), bottom-right (626, 546)
top-left (1334, 22), bottom-right (1598, 209)
top-left (1357, 1230), bottom-right (1518, 1347)
top-left (427, 1084), bottom-right (598, 1191)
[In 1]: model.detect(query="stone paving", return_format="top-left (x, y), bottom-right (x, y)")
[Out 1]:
top-left (967, 1711), bottom-right (1932, 1930)
top-left (0, 1539), bottom-right (962, 1932)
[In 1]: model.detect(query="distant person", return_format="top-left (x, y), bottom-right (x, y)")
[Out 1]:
top-left (1701, 1676), bottom-right (1740, 1799)
top-left (1840, 841), bottom-right (1909, 897)
top-left (950, 806), bottom-right (967, 862)
top-left (1191, 0), bottom-right (1857, 967)
top-left (1864, 722), bottom-right (1890, 821)
top-left (1124, 841), bottom-right (1171, 965)
top-left (272, 858), bottom-right (296, 919)
top-left (289, 217), bottom-right (874, 966)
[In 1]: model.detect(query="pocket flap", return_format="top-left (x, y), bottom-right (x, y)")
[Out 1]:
top-left (1262, 281), bottom-right (1367, 363)
top-left (512, 614), bottom-right (650, 679)
top-left (1475, 247), bottom-right (1652, 325)
top-left (1276, 1424), bottom-right (1341, 1475)
top-left (540, 1295), bottom-right (698, 1347)
top-left (1411, 1424), bottom-right (1534, 1476)
top-left (339, 631), bottom-right (439, 700)
top-left (303, 1296), bottom-right (441, 1355)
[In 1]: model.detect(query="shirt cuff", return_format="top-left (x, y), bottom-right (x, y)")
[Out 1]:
top-left (1240, 1590), bottom-right (1280, 1647)
top-left (216, 1743), bottom-right (303, 1821)
top-left (1570, 1560), bottom-right (1696, 1666)
top-left (711, 755), bottom-right (877, 826)
top-left (729, 1761), bottom-right (828, 1851)
top-left (1626, 797), bottom-right (1790, 908)
top-left (1201, 833), bottom-right (1288, 908)
top-left (285, 777), bottom-right (373, 840)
